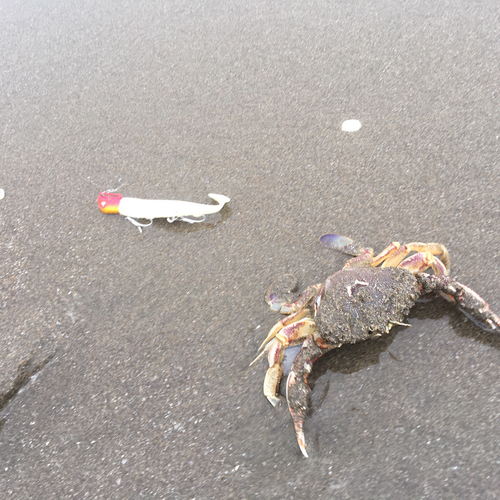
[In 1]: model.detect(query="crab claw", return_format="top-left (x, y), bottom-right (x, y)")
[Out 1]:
top-left (287, 368), bottom-right (309, 457)
top-left (290, 408), bottom-right (308, 457)
top-left (285, 337), bottom-right (327, 457)
top-left (417, 274), bottom-right (500, 332)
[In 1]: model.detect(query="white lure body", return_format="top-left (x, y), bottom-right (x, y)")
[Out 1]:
top-left (117, 194), bottom-right (230, 219)
top-left (98, 192), bottom-right (230, 231)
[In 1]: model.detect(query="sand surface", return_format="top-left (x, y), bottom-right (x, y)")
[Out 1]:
top-left (1, 1), bottom-right (499, 498)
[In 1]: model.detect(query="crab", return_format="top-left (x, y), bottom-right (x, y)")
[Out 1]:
top-left (251, 235), bottom-right (500, 457)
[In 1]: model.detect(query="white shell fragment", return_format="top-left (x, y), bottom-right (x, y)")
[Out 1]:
top-left (341, 119), bottom-right (362, 132)
top-left (0, 189), bottom-right (5, 200)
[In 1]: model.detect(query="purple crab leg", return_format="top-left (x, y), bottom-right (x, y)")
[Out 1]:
top-left (416, 274), bottom-right (500, 331)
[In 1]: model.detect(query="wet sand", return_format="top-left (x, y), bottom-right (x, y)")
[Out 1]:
top-left (1, 1), bottom-right (500, 498)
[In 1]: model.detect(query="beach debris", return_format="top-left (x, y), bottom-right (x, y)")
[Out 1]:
top-left (98, 191), bottom-right (230, 232)
top-left (341, 119), bottom-right (361, 132)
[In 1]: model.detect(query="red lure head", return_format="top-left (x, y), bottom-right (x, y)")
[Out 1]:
top-left (97, 192), bottom-right (123, 214)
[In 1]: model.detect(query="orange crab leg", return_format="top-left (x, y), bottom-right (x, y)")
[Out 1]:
top-left (262, 319), bottom-right (316, 406)
top-left (343, 240), bottom-right (451, 275)
top-left (342, 248), bottom-right (374, 268)
top-left (343, 242), bottom-right (407, 269)
top-left (321, 235), bottom-right (450, 270)
top-left (398, 251), bottom-right (448, 276)
top-left (382, 242), bottom-right (450, 271)
top-left (372, 242), bottom-right (403, 266)
top-left (254, 307), bottom-right (311, 353)
top-left (405, 242), bottom-right (450, 271)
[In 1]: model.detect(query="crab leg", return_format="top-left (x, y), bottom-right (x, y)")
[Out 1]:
top-left (342, 248), bottom-right (375, 268)
top-left (320, 235), bottom-right (450, 273)
top-left (340, 242), bottom-right (409, 269)
top-left (376, 242), bottom-right (450, 271)
top-left (370, 242), bottom-right (403, 266)
top-left (261, 319), bottom-right (316, 407)
top-left (416, 274), bottom-right (500, 331)
top-left (354, 242), bottom-right (450, 272)
top-left (405, 242), bottom-right (450, 271)
top-left (251, 282), bottom-right (321, 359)
top-left (252, 308), bottom-right (311, 355)
top-left (398, 251), bottom-right (448, 276)
top-left (286, 337), bottom-right (335, 457)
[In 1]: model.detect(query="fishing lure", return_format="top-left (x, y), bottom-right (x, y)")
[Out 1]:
top-left (98, 191), bottom-right (230, 231)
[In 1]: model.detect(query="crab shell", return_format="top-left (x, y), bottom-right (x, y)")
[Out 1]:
top-left (314, 267), bottom-right (419, 348)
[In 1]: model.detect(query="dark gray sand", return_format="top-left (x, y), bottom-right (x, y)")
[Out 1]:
top-left (1, 1), bottom-right (499, 498)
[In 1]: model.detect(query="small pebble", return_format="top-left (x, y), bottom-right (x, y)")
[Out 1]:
top-left (0, 189), bottom-right (5, 200)
top-left (341, 119), bottom-right (361, 132)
